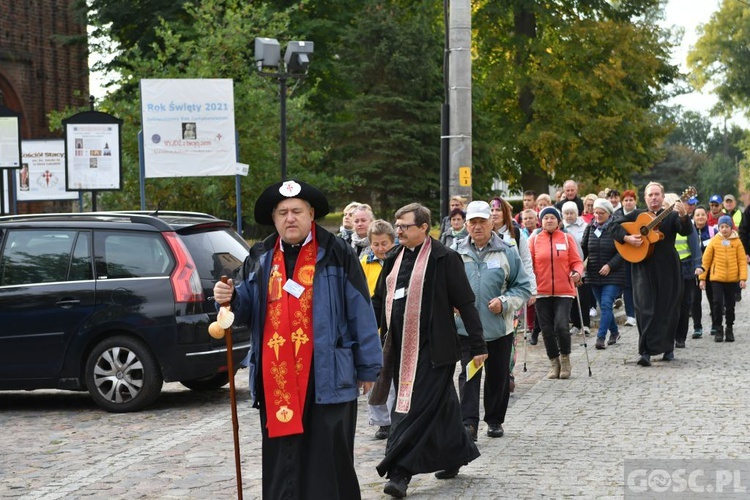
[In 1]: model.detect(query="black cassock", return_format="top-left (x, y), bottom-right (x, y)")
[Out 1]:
top-left (376, 247), bottom-right (479, 479)
top-left (613, 209), bottom-right (693, 355)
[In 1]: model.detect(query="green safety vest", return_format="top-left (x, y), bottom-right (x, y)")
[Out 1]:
top-left (675, 233), bottom-right (691, 261)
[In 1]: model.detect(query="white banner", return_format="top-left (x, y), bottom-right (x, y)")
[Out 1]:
top-left (141, 79), bottom-right (237, 178)
top-left (65, 122), bottom-right (121, 190)
top-left (19, 140), bottom-right (78, 201)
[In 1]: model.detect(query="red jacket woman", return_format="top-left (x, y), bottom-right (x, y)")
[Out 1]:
top-left (528, 207), bottom-right (584, 379)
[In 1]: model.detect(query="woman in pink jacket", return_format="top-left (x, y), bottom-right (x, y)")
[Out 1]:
top-left (528, 207), bottom-right (584, 379)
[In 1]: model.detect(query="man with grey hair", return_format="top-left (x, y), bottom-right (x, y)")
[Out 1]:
top-left (612, 182), bottom-right (693, 366)
top-left (351, 204), bottom-right (375, 257)
top-left (554, 179), bottom-right (585, 214)
top-left (454, 200), bottom-right (531, 441)
top-left (371, 203), bottom-right (487, 497)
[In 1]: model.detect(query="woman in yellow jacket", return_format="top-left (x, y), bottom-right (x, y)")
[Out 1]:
top-left (699, 215), bottom-right (747, 342)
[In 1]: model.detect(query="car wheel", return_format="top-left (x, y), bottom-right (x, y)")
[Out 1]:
top-left (85, 335), bottom-right (163, 412)
top-left (180, 372), bottom-right (230, 391)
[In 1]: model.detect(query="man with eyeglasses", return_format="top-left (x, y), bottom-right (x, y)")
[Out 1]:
top-left (707, 194), bottom-right (725, 227)
top-left (371, 203), bottom-right (487, 498)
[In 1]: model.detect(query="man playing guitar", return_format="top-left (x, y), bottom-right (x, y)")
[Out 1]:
top-left (611, 182), bottom-right (694, 367)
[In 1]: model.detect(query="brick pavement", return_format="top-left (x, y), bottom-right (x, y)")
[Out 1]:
top-left (1, 295), bottom-right (749, 499)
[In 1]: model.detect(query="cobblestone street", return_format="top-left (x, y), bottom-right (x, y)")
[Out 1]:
top-left (2, 296), bottom-right (750, 499)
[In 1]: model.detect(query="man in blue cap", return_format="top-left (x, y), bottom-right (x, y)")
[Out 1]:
top-left (707, 194), bottom-right (724, 226)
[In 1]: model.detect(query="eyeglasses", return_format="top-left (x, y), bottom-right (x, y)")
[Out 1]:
top-left (394, 223), bottom-right (418, 231)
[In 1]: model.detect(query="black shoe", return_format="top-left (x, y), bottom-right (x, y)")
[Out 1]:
top-left (607, 332), bottom-right (620, 345)
top-left (464, 423), bottom-right (477, 442)
top-left (435, 467), bottom-right (460, 480)
top-left (487, 423), bottom-right (504, 438)
top-left (528, 333), bottom-right (538, 346)
top-left (662, 351), bottom-right (675, 361)
top-left (675, 341), bottom-right (686, 348)
top-left (595, 337), bottom-right (606, 350)
top-left (715, 326), bottom-right (724, 342)
top-left (384, 476), bottom-right (408, 497)
top-left (726, 326), bottom-right (734, 342)
top-left (375, 425), bottom-right (391, 440)
top-left (637, 354), bottom-right (651, 366)
top-left (711, 327), bottom-right (717, 335)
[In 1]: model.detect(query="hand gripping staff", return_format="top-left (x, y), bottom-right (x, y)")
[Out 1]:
top-left (573, 279), bottom-right (592, 377)
top-left (207, 275), bottom-right (243, 499)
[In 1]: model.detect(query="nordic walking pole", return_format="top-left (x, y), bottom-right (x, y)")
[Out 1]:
top-left (208, 276), bottom-right (244, 499)
top-left (573, 282), bottom-right (592, 377)
top-left (522, 303), bottom-right (528, 373)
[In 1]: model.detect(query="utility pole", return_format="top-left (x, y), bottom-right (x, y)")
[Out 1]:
top-left (443, 0), bottom-right (472, 217)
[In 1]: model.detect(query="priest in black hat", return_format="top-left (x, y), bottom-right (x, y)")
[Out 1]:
top-left (213, 179), bottom-right (382, 499)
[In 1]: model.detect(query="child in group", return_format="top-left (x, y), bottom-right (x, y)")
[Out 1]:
top-left (698, 215), bottom-right (747, 342)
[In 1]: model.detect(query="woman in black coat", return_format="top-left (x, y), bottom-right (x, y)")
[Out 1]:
top-left (581, 199), bottom-right (626, 349)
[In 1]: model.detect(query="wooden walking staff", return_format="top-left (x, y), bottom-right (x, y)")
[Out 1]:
top-left (208, 275), bottom-right (243, 500)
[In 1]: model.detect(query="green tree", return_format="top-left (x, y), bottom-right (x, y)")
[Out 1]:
top-left (688, 0), bottom-right (750, 116)
top-left (665, 109), bottom-right (712, 153)
top-left (78, 0), bottom-right (198, 83)
top-left (699, 153), bottom-right (738, 199)
top-left (54, 0), bottom-right (326, 231)
top-left (472, 0), bottom-right (678, 197)
top-left (321, 0), bottom-right (444, 218)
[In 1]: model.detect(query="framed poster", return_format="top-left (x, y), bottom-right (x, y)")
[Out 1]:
top-left (63, 110), bottom-right (123, 191)
top-left (18, 140), bottom-right (78, 201)
top-left (0, 110), bottom-right (21, 169)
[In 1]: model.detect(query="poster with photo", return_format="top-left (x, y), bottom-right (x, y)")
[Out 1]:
top-left (64, 111), bottom-right (122, 191)
top-left (140, 79), bottom-right (237, 178)
top-left (18, 140), bottom-right (78, 201)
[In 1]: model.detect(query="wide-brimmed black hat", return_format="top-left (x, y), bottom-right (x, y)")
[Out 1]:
top-left (254, 179), bottom-right (330, 225)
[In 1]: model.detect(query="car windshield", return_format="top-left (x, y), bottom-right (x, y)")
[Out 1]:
top-left (179, 228), bottom-right (248, 282)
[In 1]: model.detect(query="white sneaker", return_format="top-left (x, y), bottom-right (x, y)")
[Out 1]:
top-left (589, 307), bottom-right (598, 317)
top-left (570, 326), bottom-right (581, 335)
top-left (625, 316), bottom-right (637, 327)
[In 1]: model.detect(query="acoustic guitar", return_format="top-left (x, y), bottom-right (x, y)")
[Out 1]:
top-left (614, 187), bottom-right (697, 263)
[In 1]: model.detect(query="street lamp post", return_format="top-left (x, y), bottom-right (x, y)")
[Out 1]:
top-left (254, 38), bottom-right (314, 181)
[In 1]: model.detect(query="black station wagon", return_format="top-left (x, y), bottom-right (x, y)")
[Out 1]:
top-left (0, 211), bottom-right (250, 412)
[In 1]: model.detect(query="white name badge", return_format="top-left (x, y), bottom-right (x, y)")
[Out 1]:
top-left (283, 279), bottom-right (305, 299)
top-left (722, 240), bottom-right (731, 247)
top-left (394, 288), bottom-right (406, 300)
top-left (487, 260), bottom-right (501, 269)
top-left (556, 243), bottom-right (567, 251)
top-left (594, 229), bottom-right (602, 238)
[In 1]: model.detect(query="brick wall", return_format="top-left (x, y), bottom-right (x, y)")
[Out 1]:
top-left (0, 0), bottom-right (89, 213)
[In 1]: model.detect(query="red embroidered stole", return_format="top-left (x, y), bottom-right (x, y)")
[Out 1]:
top-left (262, 225), bottom-right (317, 438)
top-left (384, 238), bottom-right (432, 413)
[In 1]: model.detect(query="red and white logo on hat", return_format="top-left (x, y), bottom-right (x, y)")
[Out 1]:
top-left (279, 180), bottom-right (301, 197)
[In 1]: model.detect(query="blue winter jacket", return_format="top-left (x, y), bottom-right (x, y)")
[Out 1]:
top-left (454, 233), bottom-right (532, 341)
top-left (229, 224), bottom-right (382, 407)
